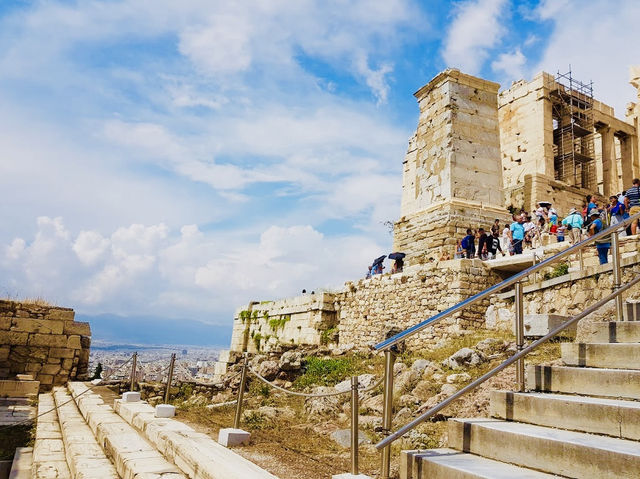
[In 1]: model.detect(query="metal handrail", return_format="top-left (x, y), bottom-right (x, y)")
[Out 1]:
top-left (375, 273), bottom-right (640, 450)
top-left (374, 211), bottom-right (640, 351)
top-left (374, 210), bottom-right (640, 478)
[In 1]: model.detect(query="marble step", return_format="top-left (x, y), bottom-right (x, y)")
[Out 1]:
top-left (112, 393), bottom-right (279, 479)
top-left (525, 365), bottom-right (640, 399)
top-left (448, 418), bottom-right (640, 478)
top-left (490, 390), bottom-right (640, 440)
top-left (8, 447), bottom-right (32, 479)
top-left (32, 393), bottom-right (71, 479)
top-left (400, 447), bottom-right (562, 479)
top-left (66, 382), bottom-right (186, 479)
top-left (52, 387), bottom-right (118, 479)
top-left (561, 342), bottom-right (640, 369)
top-left (578, 321), bottom-right (640, 343)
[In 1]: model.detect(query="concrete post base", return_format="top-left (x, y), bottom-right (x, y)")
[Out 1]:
top-left (122, 391), bottom-right (141, 402)
top-left (155, 404), bottom-right (175, 418)
top-left (218, 428), bottom-right (251, 447)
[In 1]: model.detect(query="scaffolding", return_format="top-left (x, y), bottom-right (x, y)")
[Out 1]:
top-left (547, 69), bottom-right (596, 190)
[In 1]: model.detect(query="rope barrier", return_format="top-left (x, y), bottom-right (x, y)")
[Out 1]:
top-left (0, 354), bottom-right (135, 432)
top-left (246, 364), bottom-right (384, 398)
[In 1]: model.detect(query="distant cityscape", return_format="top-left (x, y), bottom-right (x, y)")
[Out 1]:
top-left (89, 344), bottom-right (222, 384)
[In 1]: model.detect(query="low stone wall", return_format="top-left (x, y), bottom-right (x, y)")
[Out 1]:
top-left (335, 259), bottom-right (503, 350)
top-left (487, 249), bottom-right (640, 330)
top-left (229, 293), bottom-right (338, 354)
top-left (0, 300), bottom-right (90, 391)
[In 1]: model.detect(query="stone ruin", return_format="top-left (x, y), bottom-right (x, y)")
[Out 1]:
top-left (214, 65), bottom-right (640, 365)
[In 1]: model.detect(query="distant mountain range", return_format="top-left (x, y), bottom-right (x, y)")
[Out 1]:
top-left (76, 313), bottom-right (232, 347)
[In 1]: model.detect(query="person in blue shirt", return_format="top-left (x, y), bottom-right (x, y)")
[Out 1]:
top-left (562, 208), bottom-right (584, 244)
top-left (589, 209), bottom-right (610, 265)
top-left (461, 228), bottom-right (475, 259)
top-left (509, 215), bottom-right (526, 254)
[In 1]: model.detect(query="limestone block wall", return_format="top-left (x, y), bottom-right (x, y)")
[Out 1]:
top-left (229, 293), bottom-right (338, 354)
top-left (335, 260), bottom-right (503, 351)
top-left (0, 300), bottom-right (90, 391)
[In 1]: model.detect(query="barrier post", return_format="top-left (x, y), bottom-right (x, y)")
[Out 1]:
top-left (233, 354), bottom-right (249, 429)
top-left (130, 352), bottom-right (138, 392)
top-left (611, 231), bottom-right (624, 321)
top-left (350, 376), bottom-right (359, 475)
top-left (515, 281), bottom-right (525, 392)
top-left (380, 349), bottom-right (395, 479)
top-left (164, 353), bottom-right (176, 403)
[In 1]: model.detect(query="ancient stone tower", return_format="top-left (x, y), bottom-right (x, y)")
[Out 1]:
top-left (393, 69), bottom-right (509, 262)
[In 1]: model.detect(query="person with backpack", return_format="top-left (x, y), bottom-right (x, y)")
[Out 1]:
top-left (589, 209), bottom-right (610, 265)
top-left (461, 229), bottom-right (475, 259)
top-left (509, 215), bottom-right (525, 255)
top-left (477, 227), bottom-right (489, 260)
top-left (562, 208), bottom-right (584, 244)
top-left (607, 195), bottom-right (626, 236)
top-left (487, 231), bottom-right (504, 259)
top-left (626, 178), bottom-right (640, 234)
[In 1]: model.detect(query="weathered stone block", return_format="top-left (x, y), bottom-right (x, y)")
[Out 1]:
top-left (80, 336), bottom-right (91, 349)
top-left (0, 317), bottom-right (11, 330)
top-left (0, 346), bottom-right (9, 361)
top-left (0, 331), bottom-right (30, 346)
top-left (41, 364), bottom-right (61, 375)
top-left (49, 347), bottom-right (75, 359)
top-left (67, 335), bottom-right (81, 349)
top-left (28, 334), bottom-right (67, 348)
top-left (25, 363), bottom-right (43, 373)
top-left (37, 374), bottom-right (54, 385)
top-left (12, 318), bottom-right (64, 335)
top-left (63, 321), bottom-right (91, 336)
top-left (44, 309), bottom-right (75, 321)
top-left (218, 428), bottom-right (250, 447)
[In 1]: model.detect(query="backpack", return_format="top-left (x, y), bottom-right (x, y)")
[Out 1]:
top-left (461, 236), bottom-right (469, 250)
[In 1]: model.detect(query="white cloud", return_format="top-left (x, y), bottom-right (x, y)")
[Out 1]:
top-left (532, 0), bottom-right (640, 117)
top-left (442, 0), bottom-right (509, 74)
top-left (492, 48), bottom-right (526, 79)
top-left (1, 217), bottom-right (385, 321)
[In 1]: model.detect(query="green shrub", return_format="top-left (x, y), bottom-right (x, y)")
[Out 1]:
top-left (320, 327), bottom-right (338, 345)
top-left (269, 315), bottom-right (290, 331)
top-left (543, 262), bottom-right (569, 281)
top-left (293, 356), bottom-right (355, 389)
top-left (253, 333), bottom-right (263, 351)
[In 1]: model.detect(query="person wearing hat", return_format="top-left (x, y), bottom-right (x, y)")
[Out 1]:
top-left (589, 209), bottom-right (610, 265)
top-left (562, 208), bottom-right (584, 244)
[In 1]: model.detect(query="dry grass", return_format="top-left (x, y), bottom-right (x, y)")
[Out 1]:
top-left (0, 424), bottom-right (34, 460)
top-left (0, 294), bottom-right (56, 307)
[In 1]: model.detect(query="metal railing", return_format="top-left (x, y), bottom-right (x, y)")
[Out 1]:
top-left (373, 211), bottom-right (640, 478)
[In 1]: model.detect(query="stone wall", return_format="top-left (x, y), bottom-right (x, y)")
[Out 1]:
top-left (0, 300), bottom-right (90, 391)
top-left (334, 260), bottom-right (503, 351)
top-left (394, 69), bottom-right (510, 262)
top-left (229, 293), bottom-right (338, 354)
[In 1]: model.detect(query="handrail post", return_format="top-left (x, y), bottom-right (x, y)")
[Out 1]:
top-left (578, 248), bottom-right (584, 271)
top-left (130, 352), bottom-right (138, 392)
top-left (612, 230), bottom-right (623, 321)
top-left (381, 349), bottom-right (396, 479)
top-left (233, 354), bottom-right (249, 429)
top-left (350, 376), bottom-right (359, 475)
top-left (514, 282), bottom-right (525, 392)
top-left (164, 353), bottom-right (176, 403)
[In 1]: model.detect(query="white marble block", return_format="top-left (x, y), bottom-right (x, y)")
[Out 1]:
top-left (122, 391), bottom-right (141, 402)
top-left (218, 428), bottom-right (251, 447)
top-left (155, 404), bottom-right (176, 418)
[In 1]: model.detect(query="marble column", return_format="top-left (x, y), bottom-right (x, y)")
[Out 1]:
top-left (598, 126), bottom-right (616, 196)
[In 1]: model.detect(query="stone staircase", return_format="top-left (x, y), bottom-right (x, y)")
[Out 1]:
top-left (401, 320), bottom-right (640, 478)
top-left (9, 382), bottom-right (278, 479)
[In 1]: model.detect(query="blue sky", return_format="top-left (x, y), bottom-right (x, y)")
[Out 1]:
top-left (1, 0), bottom-right (638, 339)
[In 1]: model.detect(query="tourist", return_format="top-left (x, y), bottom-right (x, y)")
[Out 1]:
top-left (556, 223), bottom-right (566, 242)
top-left (477, 228), bottom-right (489, 260)
top-left (391, 257), bottom-right (404, 273)
top-left (501, 224), bottom-right (511, 252)
top-left (487, 231), bottom-right (504, 259)
top-left (523, 215), bottom-right (535, 249)
top-left (624, 195), bottom-right (632, 236)
top-left (608, 195), bottom-right (626, 235)
top-left (626, 178), bottom-right (640, 234)
top-left (509, 214), bottom-right (525, 255)
top-left (454, 240), bottom-right (464, 259)
top-left (461, 229), bottom-right (475, 258)
top-left (549, 208), bottom-right (558, 235)
top-left (365, 266), bottom-right (372, 279)
top-left (589, 209), bottom-right (610, 265)
top-left (491, 219), bottom-right (500, 236)
top-left (562, 208), bottom-right (583, 244)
